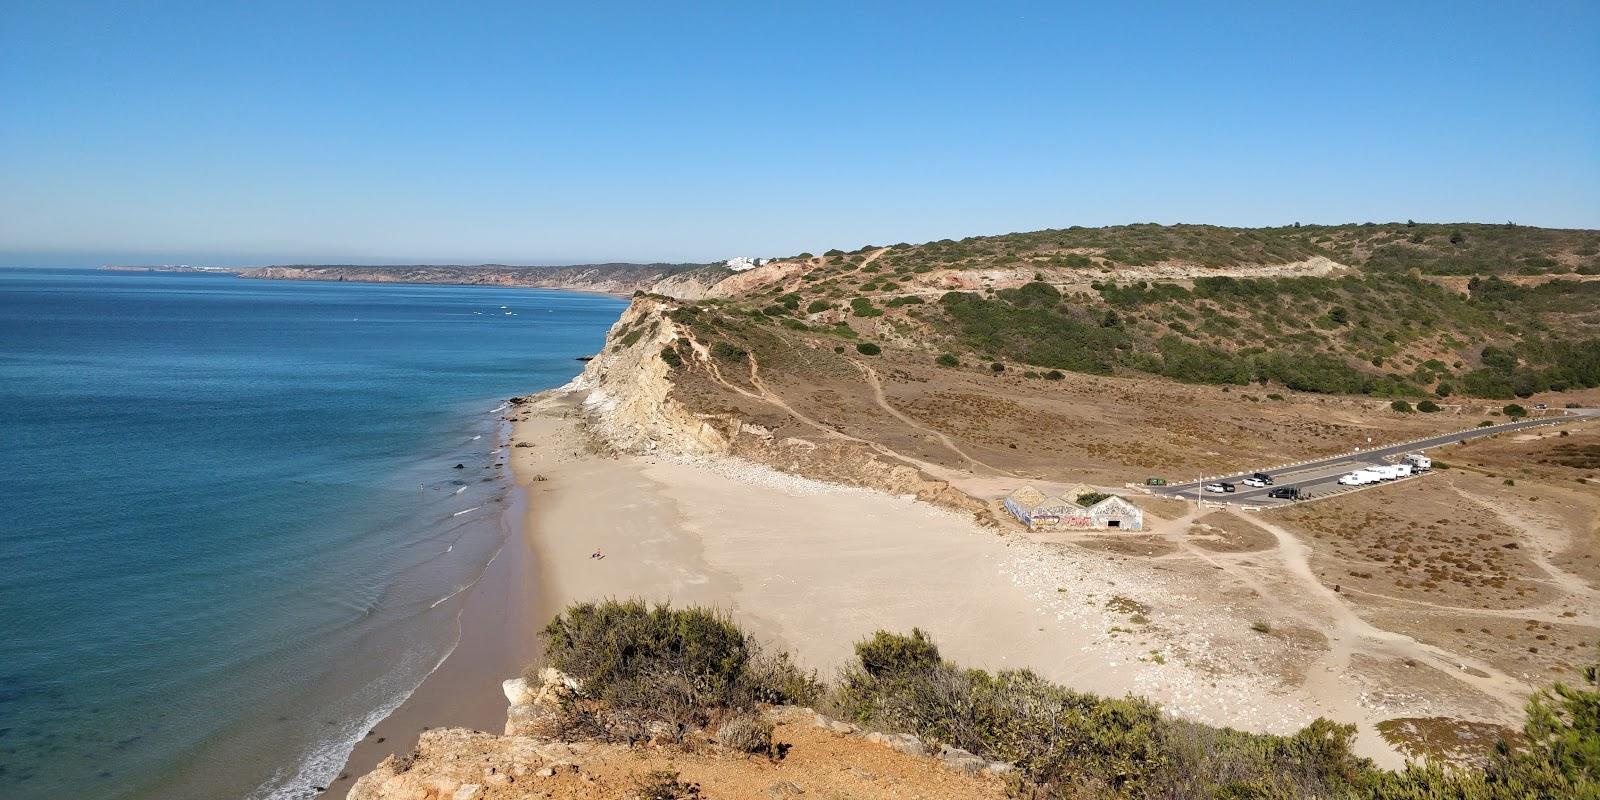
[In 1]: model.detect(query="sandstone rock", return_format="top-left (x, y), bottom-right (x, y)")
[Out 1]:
top-left (766, 780), bottom-right (806, 797)
top-left (452, 784), bottom-right (483, 800)
top-left (982, 761), bottom-right (1014, 777)
top-left (530, 667), bottom-right (578, 708)
top-left (937, 745), bottom-right (987, 776)
top-left (504, 702), bottom-right (558, 737)
top-left (865, 731), bottom-right (926, 757)
top-left (502, 677), bottom-right (535, 706)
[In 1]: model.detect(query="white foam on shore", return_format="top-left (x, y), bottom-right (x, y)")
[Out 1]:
top-left (451, 506), bottom-right (481, 517)
top-left (428, 582), bottom-right (471, 609)
top-left (253, 647), bottom-right (457, 800)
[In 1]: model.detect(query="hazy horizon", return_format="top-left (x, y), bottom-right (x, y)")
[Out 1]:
top-left (4, 2), bottom-right (1597, 267)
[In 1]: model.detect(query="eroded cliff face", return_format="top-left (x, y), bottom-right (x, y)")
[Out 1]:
top-left (567, 298), bottom-right (734, 454)
top-left (565, 298), bottom-right (989, 518)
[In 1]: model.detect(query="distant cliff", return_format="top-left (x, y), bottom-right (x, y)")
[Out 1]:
top-left (237, 263), bottom-right (714, 295)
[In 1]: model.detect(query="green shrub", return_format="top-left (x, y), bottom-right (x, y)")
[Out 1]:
top-left (1504, 403), bottom-right (1529, 418)
top-left (990, 362), bottom-right (1006, 372)
top-left (856, 342), bottom-right (881, 356)
top-left (850, 297), bottom-right (883, 317)
top-left (831, 628), bottom-right (1378, 798)
top-left (632, 770), bottom-right (701, 800)
top-left (1391, 400), bottom-right (1414, 413)
top-left (806, 299), bottom-right (832, 314)
top-left (710, 341), bottom-right (746, 361)
top-left (1417, 399), bottom-right (1441, 412)
top-left (1045, 370), bottom-right (1065, 380)
top-left (659, 348), bottom-right (683, 368)
top-left (714, 712), bottom-right (776, 757)
top-left (538, 601), bottom-right (821, 738)
top-left (853, 629), bottom-right (942, 678)
top-left (936, 353), bottom-right (961, 367)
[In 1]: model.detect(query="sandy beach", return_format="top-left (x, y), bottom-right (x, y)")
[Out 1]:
top-left (335, 381), bottom-right (1454, 795)
top-left (496, 391), bottom-right (1412, 764)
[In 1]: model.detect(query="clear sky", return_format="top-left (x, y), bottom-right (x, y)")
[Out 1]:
top-left (2, 1), bottom-right (1597, 266)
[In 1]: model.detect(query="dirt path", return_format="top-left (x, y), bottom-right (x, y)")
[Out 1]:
top-left (1452, 488), bottom-right (1600, 620)
top-left (848, 358), bottom-right (1015, 476)
top-left (1247, 516), bottom-right (1531, 712)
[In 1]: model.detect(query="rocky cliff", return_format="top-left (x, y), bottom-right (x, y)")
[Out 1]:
top-left (563, 297), bottom-right (990, 518)
top-left (238, 262), bottom-right (719, 296)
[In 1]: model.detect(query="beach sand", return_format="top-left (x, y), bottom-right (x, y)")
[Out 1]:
top-left (335, 387), bottom-right (1407, 794)
top-left (499, 393), bottom-right (1363, 750)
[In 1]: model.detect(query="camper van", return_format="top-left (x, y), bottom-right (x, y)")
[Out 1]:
top-left (1403, 453), bottom-right (1431, 471)
top-left (1338, 471), bottom-right (1376, 486)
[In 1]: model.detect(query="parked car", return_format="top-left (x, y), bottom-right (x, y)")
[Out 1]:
top-left (1242, 477), bottom-right (1267, 488)
top-left (1267, 487), bottom-right (1301, 500)
top-left (1251, 472), bottom-right (1274, 485)
top-left (1145, 477), bottom-right (1167, 486)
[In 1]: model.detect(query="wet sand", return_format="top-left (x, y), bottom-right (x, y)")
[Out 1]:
top-left (331, 476), bottom-right (541, 796)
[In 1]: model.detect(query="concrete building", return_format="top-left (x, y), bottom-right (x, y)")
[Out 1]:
top-left (1002, 484), bottom-right (1144, 531)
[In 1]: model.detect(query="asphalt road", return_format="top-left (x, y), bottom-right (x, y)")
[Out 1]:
top-left (1151, 409), bottom-right (1592, 508)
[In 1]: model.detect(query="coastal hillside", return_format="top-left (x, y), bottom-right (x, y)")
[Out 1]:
top-left (238, 262), bottom-right (718, 295)
top-left (523, 223), bottom-right (1600, 778)
top-left (659, 222), bottom-right (1600, 400)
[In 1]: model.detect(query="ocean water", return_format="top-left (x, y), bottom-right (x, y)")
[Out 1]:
top-left (0, 269), bottom-right (625, 799)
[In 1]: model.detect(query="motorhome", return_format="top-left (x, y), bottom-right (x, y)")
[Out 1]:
top-left (1338, 471), bottom-right (1377, 486)
top-left (1403, 453), bottom-right (1432, 471)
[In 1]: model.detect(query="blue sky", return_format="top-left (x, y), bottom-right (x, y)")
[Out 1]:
top-left (2, 1), bottom-right (1597, 266)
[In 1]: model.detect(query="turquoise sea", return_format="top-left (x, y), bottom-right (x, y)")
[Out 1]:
top-left (0, 269), bottom-right (625, 799)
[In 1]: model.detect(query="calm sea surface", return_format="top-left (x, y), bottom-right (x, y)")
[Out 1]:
top-left (0, 269), bottom-right (624, 799)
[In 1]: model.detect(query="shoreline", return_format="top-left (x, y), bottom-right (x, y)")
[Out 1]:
top-left (329, 422), bottom-right (546, 798)
top-left (338, 381), bottom-right (1425, 790)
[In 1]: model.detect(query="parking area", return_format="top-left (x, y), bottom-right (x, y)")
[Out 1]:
top-left (1148, 411), bottom-right (1589, 508)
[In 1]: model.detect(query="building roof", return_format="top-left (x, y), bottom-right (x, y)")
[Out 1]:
top-left (1005, 485), bottom-right (1047, 508)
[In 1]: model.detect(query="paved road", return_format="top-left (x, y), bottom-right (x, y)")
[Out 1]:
top-left (1151, 409), bottom-right (1593, 508)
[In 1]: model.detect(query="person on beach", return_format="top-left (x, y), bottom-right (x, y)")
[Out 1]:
top-left (591, 548), bottom-right (604, 560)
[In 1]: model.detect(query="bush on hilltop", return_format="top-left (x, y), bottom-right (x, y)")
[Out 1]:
top-left (538, 600), bottom-right (821, 739)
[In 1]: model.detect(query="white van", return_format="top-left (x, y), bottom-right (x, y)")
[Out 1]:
top-left (1338, 471), bottom-right (1374, 486)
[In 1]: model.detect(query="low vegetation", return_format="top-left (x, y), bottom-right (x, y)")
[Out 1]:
top-left (538, 600), bottom-right (822, 741)
top-left (705, 222), bottom-right (1600, 402)
top-left (537, 602), bottom-right (1600, 799)
top-left (935, 275), bottom-right (1600, 399)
